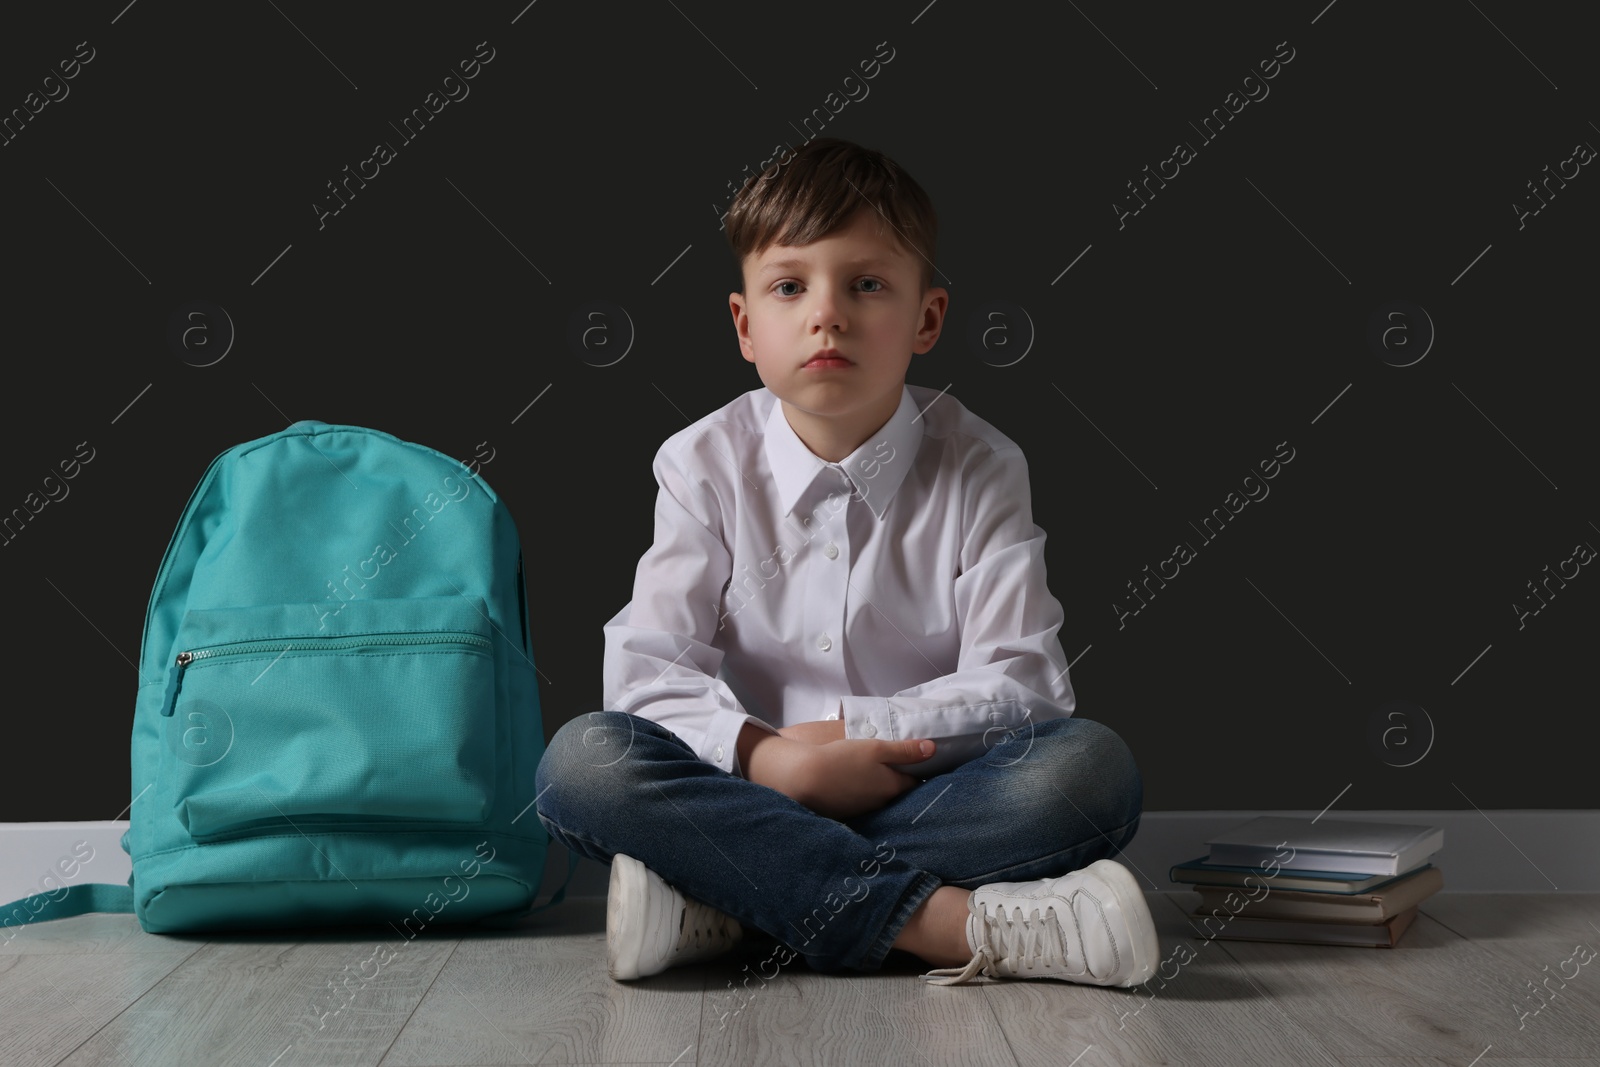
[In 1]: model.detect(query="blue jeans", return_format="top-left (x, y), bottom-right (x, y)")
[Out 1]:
top-left (533, 711), bottom-right (1143, 973)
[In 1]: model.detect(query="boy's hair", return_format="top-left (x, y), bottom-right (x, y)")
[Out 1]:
top-left (725, 137), bottom-right (938, 294)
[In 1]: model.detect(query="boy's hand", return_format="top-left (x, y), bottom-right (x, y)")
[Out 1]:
top-left (776, 718), bottom-right (846, 745)
top-left (798, 737), bottom-right (934, 821)
top-left (739, 724), bottom-right (933, 821)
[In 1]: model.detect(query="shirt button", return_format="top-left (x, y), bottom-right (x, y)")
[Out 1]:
top-left (713, 743), bottom-right (724, 762)
top-left (823, 542), bottom-right (839, 560)
top-left (862, 722), bottom-right (878, 737)
top-left (816, 633), bottom-right (832, 651)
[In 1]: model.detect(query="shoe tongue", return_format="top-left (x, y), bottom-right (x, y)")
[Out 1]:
top-left (969, 894), bottom-right (1099, 976)
top-left (681, 899), bottom-right (734, 952)
top-left (675, 904), bottom-right (692, 951)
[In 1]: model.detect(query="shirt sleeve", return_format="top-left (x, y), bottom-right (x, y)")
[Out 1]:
top-left (836, 444), bottom-right (1075, 777)
top-left (602, 438), bottom-right (778, 778)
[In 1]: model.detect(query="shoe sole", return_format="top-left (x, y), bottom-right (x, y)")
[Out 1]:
top-left (1084, 859), bottom-right (1161, 987)
top-left (606, 853), bottom-right (650, 981)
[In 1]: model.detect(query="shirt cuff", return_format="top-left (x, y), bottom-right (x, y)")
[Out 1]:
top-left (704, 707), bottom-right (777, 778)
top-left (838, 695), bottom-right (892, 741)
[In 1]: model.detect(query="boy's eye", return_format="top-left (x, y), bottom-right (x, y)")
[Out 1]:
top-left (773, 278), bottom-right (884, 296)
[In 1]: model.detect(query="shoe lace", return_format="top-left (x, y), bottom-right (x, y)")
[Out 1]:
top-left (921, 899), bottom-right (1085, 986)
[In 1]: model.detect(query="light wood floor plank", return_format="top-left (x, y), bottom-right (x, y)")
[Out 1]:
top-left (1168, 889), bottom-right (1600, 1062)
top-left (697, 943), bottom-right (1016, 1067)
top-left (5, 892), bottom-right (1598, 1066)
top-left (0, 947), bottom-right (202, 1067)
top-left (1418, 892), bottom-right (1600, 943)
top-left (0, 913), bottom-right (192, 956)
top-left (979, 891), bottom-right (1345, 1067)
top-left (1338, 1059), bottom-right (1600, 1066)
top-left (55, 930), bottom-right (458, 1067)
top-left (1415, 893), bottom-right (1600, 1059)
top-left (378, 899), bottom-right (703, 1066)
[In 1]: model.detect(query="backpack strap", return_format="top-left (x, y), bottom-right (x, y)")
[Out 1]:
top-left (0, 882), bottom-right (135, 937)
top-left (525, 849), bottom-right (582, 915)
top-left (2, 853), bottom-right (583, 936)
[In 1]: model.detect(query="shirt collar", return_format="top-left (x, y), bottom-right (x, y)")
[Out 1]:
top-left (764, 385), bottom-right (923, 522)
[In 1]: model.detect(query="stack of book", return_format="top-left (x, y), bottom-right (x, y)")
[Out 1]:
top-left (1170, 815), bottom-right (1444, 948)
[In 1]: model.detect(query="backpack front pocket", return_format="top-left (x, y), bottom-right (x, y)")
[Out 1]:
top-left (158, 596), bottom-right (499, 840)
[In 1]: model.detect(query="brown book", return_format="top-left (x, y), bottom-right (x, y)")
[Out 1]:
top-left (1192, 865), bottom-right (1443, 923)
top-left (1189, 904), bottom-right (1419, 948)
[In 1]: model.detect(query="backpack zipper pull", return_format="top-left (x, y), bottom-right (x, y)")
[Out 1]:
top-left (161, 651), bottom-right (193, 717)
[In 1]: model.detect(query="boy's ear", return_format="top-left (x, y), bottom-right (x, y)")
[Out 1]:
top-left (913, 287), bottom-right (950, 354)
top-left (729, 292), bottom-right (756, 362)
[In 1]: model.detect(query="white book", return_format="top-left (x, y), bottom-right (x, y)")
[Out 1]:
top-left (1205, 816), bottom-right (1443, 876)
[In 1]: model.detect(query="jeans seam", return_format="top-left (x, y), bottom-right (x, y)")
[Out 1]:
top-left (536, 812), bottom-right (621, 869)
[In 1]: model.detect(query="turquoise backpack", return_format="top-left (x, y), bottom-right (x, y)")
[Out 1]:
top-left (3, 421), bottom-right (571, 936)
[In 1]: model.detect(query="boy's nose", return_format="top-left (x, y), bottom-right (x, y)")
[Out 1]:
top-left (811, 299), bottom-right (844, 331)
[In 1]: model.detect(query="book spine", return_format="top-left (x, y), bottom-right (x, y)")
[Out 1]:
top-left (1196, 895), bottom-right (1383, 923)
top-left (1209, 845), bottom-right (1391, 874)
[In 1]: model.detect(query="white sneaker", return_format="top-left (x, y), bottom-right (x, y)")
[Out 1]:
top-left (606, 853), bottom-right (743, 980)
top-left (922, 858), bottom-right (1160, 988)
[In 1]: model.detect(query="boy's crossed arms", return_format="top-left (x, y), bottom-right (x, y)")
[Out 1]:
top-left (741, 716), bottom-right (933, 821)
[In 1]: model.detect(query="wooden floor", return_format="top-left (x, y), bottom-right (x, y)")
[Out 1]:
top-left (3, 890), bottom-right (1597, 1066)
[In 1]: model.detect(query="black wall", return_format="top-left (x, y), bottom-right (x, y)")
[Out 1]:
top-left (3, 2), bottom-right (1593, 820)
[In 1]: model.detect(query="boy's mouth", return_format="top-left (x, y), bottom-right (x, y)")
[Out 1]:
top-left (804, 348), bottom-right (852, 369)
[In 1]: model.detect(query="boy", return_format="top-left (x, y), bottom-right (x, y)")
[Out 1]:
top-left (534, 137), bottom-right (1158, 989)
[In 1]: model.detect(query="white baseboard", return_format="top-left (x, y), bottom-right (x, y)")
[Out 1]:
top-left (5, 810), bottom-right (1596, 911)
top-left (0, 822), bottom-right (130, 907)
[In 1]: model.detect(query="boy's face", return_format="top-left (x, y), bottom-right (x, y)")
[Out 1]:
top-left (729, 207), bottom-right (947, 441)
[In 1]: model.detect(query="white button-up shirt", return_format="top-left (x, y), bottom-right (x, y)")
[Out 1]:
top-left (601, 382), bottom-right (1076, 778)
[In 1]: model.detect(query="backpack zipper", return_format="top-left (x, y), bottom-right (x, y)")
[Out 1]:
top-left (160, 631), bottom-right (490, 717)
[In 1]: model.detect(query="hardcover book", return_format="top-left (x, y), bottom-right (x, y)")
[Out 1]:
top-left (1169, 856), bottom-right (1431, 894)
top-left (1191, 865), bottom-right (1444, 923)
top-left (1204, 816), bottom-right (1443, 876)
